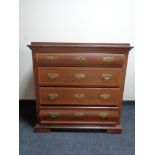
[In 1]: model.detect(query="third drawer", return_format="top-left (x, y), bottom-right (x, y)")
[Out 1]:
top-left (39, 87), bottom-right (120, 106)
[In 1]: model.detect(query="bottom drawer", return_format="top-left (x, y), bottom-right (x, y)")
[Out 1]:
top-left (39, 107), bottom-right (119, 125)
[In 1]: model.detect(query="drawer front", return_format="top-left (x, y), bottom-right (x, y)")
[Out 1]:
top-left (36, 53), bottom-right (125, 67)
top-left (39, 87), bottom-right (120, 106)
top-left (39, 107), bottom-right (119, 125)
top-left (38, 67), bottom-right (122, 87)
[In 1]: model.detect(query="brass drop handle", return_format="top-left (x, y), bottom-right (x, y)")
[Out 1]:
top-left (48, 73), bottom-right (58, 79)
top-left (47, 56), bottom-right (57, 61)
top-left (75, 56), bottom-right (86, 62)
top-left (75, 73), bottom-right (86, 79)
top-left (99, 112), bottom-right (109, 118)
top-left (74, 112), bottom-right (84, 117)
top-left (101, 73), bottom-right (112, 80)
top-left (100, 94), bottom-right (111, 100)
top-left (49, 112), bottom-right (59, 118)
top-left (75, 93), bottom-right (85, 100)
top-left (102, 56), bottom-right (115, 62)
top-left (48, 93), bottom-right (59, 100)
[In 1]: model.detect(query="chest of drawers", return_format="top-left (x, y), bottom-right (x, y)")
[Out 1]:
top-left (28, 42), bottom-right (132, 133)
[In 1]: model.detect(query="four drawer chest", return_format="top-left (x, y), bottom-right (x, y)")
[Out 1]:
top-left (28, 42), bottom-right (133, 134)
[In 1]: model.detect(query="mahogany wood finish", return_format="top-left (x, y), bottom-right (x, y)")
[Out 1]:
top-left (39, 87), bottom-right (120, 106)
top-left (39, 107), bottom-right (119, 124)
top-left (38, 67), bottom-right (122, 87)
top-left (34, 124), bottom-right (122, 133)
top-left (28, 42), bottom-right (133, 134)
top-left (36, 53), bottom-right (125, 67)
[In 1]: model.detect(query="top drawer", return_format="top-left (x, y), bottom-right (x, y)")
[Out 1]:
top-left (35, 53), bottom-right (125, 67)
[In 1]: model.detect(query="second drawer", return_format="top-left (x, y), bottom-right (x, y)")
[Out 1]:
top-left (38, 67), bottom-right (122, 87)
top-left (39, 87), bottom-right (120, 106)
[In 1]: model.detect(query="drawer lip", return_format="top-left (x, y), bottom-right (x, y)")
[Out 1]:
top-left (37, 67), bottom-right (122, 87)
top-left (39, 107), bottom-right (119, 125)
top-left (35, 53), bottom-right (125, 67)
top-left (39, 121), bottom-right (117, 125)
top-left (39, 106), bottom-right (119, 110)
top-left (39, 87), bottom-right (120, 106)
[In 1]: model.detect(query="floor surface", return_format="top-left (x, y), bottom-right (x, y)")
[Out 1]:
top-left (19, 103), bottom-right (135, 155)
